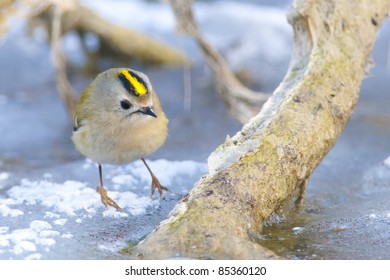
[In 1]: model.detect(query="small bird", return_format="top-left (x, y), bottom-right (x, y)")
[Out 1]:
top-left (72, 68), bottom-right (169, 211)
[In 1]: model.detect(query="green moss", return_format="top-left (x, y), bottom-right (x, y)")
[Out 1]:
top-left (119, 241), bottom-right (138, 255)
top-left (286, 70), bottom-right (299, 81)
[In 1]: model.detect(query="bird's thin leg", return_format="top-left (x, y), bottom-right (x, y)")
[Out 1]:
top-left (141, 158), bottom-right (170, 197)
top-left (96, 164), bottom-right (122, 211)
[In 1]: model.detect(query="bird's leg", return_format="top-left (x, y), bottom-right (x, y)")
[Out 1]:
top-left (141, 158), bottom-right (170, 197)
top-left (96, 164), bottom-right (123, 211)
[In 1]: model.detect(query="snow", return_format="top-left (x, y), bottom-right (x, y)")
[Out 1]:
top-left (384, 155), bottom-right (390, 167)
top-left (0, 204), bottom-right (24, 217)
top-left (0, 172), bottom-right (10, 190)
top-left (54, 219), bottom-right (67, 226)
top-left (0, 159), bottom-right (207, 259)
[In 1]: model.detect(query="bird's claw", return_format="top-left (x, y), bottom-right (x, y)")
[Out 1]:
top-left (150, 175), bottom-right (170, 198)
top-left (96, 186), bottom-right (123, 212)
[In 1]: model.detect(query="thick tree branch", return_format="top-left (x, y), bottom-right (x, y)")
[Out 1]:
top-left (126, 0), bottom-right (389, 259)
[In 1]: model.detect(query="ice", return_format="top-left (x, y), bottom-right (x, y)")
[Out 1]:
top-left (0, 159), bottom-right (206, 259)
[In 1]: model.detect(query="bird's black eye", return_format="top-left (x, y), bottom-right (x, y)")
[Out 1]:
top-left (120, 100), bottom-right (132, 110)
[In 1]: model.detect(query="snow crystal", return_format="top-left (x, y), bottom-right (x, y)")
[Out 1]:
top-left (36, 238), bottom-right (56, 246)
top-left (7, 179), bottom-right (99, 216)
top-left (292, 227), bottom-right (305, 234)
top-left (0, 239), bottom-right (10, 247)
top-left (384, 155), bottom-right (390, 167)
top-left (39, 230), bottom-right (60, 238)
top-left (10, 229), bottom-right (37, 242)
top-left (30, 220), bottom-right (52, 231)
top-left (44, 212), bottom-right (60, 219)
top-left (25, 253), bottom-right (42, 260)
top-left (0, 172), bottom-right (9, 181)
top-left (54, 219), bottom-right (67, 226)
top-left (0, 204), bottom-right (24, 217)
top-left (61, 233), bottom-right (73, 239)
top-left (13, 241), bottom-right (36, 254)
top-left (0, 227), bottom-right (9, 234)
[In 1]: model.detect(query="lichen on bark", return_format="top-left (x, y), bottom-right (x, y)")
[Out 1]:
top-left (124, 0), bottom-right (389, 259)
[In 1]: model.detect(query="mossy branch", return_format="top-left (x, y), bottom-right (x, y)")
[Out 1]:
top-left (126, 0), bottom-right (389, 259)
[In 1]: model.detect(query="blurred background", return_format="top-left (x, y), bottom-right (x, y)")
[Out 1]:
top-left (0, 0), bottom-right (389, 259)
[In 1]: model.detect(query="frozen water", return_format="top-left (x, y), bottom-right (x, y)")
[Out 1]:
top-left (0, 160), bottom-right (207, 259)
top-left (1, 0), bottom-right (389, 260)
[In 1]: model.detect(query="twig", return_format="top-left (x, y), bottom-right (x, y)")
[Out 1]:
top-left (50, 2), bottom-right (77, 121)
top-left (167, 0), bottom-right (270, 123)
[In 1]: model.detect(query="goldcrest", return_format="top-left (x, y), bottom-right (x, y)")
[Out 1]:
top-left (72, 68), bottom-right (169, 210)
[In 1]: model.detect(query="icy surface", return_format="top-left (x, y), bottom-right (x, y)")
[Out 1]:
top-left (1, 0), bottom-right (389, 260)
top-left (0, 160), bottom-right (207, 259)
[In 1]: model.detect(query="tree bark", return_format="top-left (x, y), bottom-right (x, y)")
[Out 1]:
top-left (125, 0), bottom-right (389, 259)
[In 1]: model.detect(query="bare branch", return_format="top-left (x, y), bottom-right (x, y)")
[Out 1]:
top-left (167, 0), bottom-right (270, 123)
top-left (50, 2), bottom-right (77, 121)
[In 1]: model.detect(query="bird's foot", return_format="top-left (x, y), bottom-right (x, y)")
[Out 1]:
top-left (96, 186), bottom-right (123, 212)
top-left (150, 175), bottom-right (170, 198)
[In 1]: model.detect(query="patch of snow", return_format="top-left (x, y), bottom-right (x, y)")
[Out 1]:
top-left (292, 227), bottom-right (305, 234)
top-left (25, 253), bottom-right (42, 260)
top-left (0, 204), bottom-right (24, 217)
top-left (44, 212), bottom-right (60, 219)
top-left (0, 172), bottom-right (10, 190)
top-left (54, 219), bottom-right (67, 226)
top-left (0, 159), bottom-right (206, 259)
top-left (30, 220), bottom-right (52, 231)
top-left (39, 230), bottom-right (60, 238)
top-left (384, 155), bottom-right (390, 167)
top-left (13, 241), bottom-right (36, 255)
top-left (0, 172), bottom-right (9, 181)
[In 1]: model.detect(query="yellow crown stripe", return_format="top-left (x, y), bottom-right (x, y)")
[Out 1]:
top-left (118, 69), bottom-right (147, 95)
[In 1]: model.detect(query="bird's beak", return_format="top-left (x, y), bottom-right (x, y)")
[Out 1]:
top-left (139, 107), bottom-right (157, 118)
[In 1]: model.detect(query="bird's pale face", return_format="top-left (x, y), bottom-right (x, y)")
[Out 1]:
top-left (96, 68), bottom-right (158, 124)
